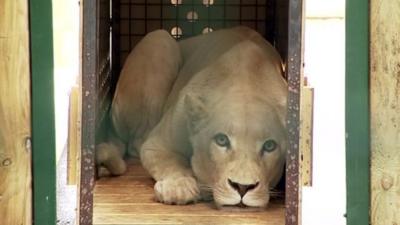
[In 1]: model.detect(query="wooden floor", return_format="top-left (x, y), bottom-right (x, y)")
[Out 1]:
top-left (93, 159), bottom-right (285, 225)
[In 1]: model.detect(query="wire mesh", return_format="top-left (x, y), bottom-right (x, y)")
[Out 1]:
top-left (115, 0), bottom-right (275, 69)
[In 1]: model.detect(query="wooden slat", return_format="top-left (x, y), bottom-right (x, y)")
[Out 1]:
top-left (370, 0), bottom-right (400, 224)
top-left (0, 0), bottom-right (32, 224)
top-left (93, 160), bottom-right (285, 225)
top-left (96, 176), bottom-right (154, 186)
top-left (94, 203), bottom-right (284, 215)
top-left (94, 214), bottom-right (283, 225)
top-left (68, 86), bottom-right (80, 185)
top-left (76, 1), bottom-right (83, 224)
top-left (94, 193), bottom-right (156, 204)
top-left (300, 84), bottom-right (314, 187)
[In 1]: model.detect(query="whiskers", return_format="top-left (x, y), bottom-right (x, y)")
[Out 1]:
top-left (198, 183), bottom-right (214, 201)
top-left (213, 182), bottom-right (241, 206)
top-left (269, 188), bottom-right (284, 199)
top-left (197, 181), bottom-right (282, 208)
top-left (198, 183), bottom-right (213, 191)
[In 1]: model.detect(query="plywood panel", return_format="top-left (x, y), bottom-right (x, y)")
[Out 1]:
top-left (93, 160), bottom-right (285, 225)
top-left (300, 85), bottom-right (313, 186)
top-left (370, 0), bottom-right (400, 224)
top-left (0, 0), bottom-right (32, 224)
top-left (68, 86), bottom-right (80, 185)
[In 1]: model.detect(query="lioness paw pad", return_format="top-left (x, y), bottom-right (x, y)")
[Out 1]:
top-left (154, 176), bottom-right (200, 205)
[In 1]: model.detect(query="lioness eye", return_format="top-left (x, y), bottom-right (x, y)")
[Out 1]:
top-left (262, 139), bottom-right (277, 153)
top-left (214, 133), bottom-right (230, 148)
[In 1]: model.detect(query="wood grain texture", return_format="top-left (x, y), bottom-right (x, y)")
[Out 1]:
top-left (93, 160), bottom-right (285, 225)
top-left (68, 86), bottom-right (80, 185)
top-left (76, 3), bottom-right (83, 224)
top-left (370, 0), bottom-right (400, 224)
top-left (0, 0), bottom-right (32, 224)
top-left (300, 85), bottom-right (313, 186)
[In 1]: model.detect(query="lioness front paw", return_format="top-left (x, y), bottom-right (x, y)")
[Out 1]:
top-left (154, 176), bottom-right (200, 205)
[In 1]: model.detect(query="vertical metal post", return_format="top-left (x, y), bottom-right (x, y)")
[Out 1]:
top-left (80, 0), bottom-right (98, 224)
top-left (285, 0), bottom-right (304, 224)
top-left (345, 0), bottom-right (370, 224)
top-left (30, 0), bottom-right (56, 224)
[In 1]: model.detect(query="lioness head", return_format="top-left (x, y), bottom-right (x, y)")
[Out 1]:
top-left (182, 40), bottom-right (287, 209)
top-left (184, 90), bottom-right (287, 209)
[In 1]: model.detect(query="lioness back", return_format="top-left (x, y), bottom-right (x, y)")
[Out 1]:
top-left (163, 26), bottom-right (285, 111)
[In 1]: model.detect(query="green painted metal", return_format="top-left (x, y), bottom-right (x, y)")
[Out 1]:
top-left (345, 0), bottom-right (370, 224)
top-left (29, 0), bottom-right (56, 224)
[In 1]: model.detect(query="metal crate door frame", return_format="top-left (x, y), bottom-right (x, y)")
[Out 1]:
top-left (81, 0), bottom-right (113, 223)
top-left (80, 0), bottom-right (98, 224)
top-left (285, 0), bottom-right (304, 225)
top-left (30, 0), bottom-right (57, 224)
top-left (80, 0), bottom-right (305, 224)
top-left (345, 0), bottom-right (370, 224)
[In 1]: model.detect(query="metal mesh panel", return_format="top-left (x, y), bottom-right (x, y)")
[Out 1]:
top-left (114, 0), bottom-right (275, 70)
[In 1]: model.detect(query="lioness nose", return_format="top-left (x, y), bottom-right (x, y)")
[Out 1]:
top-left (228, 179), bottom-right (259, 197)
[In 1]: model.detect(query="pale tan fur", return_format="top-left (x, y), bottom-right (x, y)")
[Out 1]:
top-left (96, 27), bottom-right (287, 209)
top-left (96, 30), bottom-right (181, 175)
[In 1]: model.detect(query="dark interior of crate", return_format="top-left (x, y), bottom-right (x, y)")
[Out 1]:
top-left (113, 0), bottom-right (284, 70)
top-left (112, 0), bottom-right (288, 72)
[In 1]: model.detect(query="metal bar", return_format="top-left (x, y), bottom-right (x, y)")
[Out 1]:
top-left (112, 0), bottom-right (121, 77)
top-left (80, 0), bottom-right (98, 224)
top-left (345, 0), bottom-right (370, 223)
top-left (160, 0), bottom-right (163, 29)
top-left (285, 0), bottom-right (304, 224)
top-left (119, 3), bottom-right (268, 6)
top-left (223, 0), bottom-right (226, 28)
top-left (128, 0), bottom-right (132, 50)
top-left (145, 0), bottom-right (148, 34)
top-left (118, 18), bottom-right (267, 22)
top-left (255, 0), bottom-right (258, 32)
top-left (29, 0), bottom-right (56, 223)
top-left (269, 0), bottom-right (277, 44)
top-left (239, 0), bottom-right (242, 25)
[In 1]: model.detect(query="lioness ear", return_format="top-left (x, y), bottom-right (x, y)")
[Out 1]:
top-left (184, 94), bottom-right (208, 132)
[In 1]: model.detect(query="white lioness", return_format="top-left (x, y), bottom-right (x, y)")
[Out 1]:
top-left (96, 26), bottom-right (288, 209)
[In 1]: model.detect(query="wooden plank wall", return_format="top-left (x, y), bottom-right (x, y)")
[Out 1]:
top-left (0, 0), bottom-right (32, 224)
top-left (68, 86), bottom-right (81, 185)
top-left (300, 83), bottom-right (313, 187)
top-left (370, 0), bottom-right (400, 224)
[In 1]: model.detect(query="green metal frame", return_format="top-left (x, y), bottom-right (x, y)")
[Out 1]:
top-left (29, 0), bottom-right (56, 224)
top-left (345, 0), bottom-right (370, 224)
